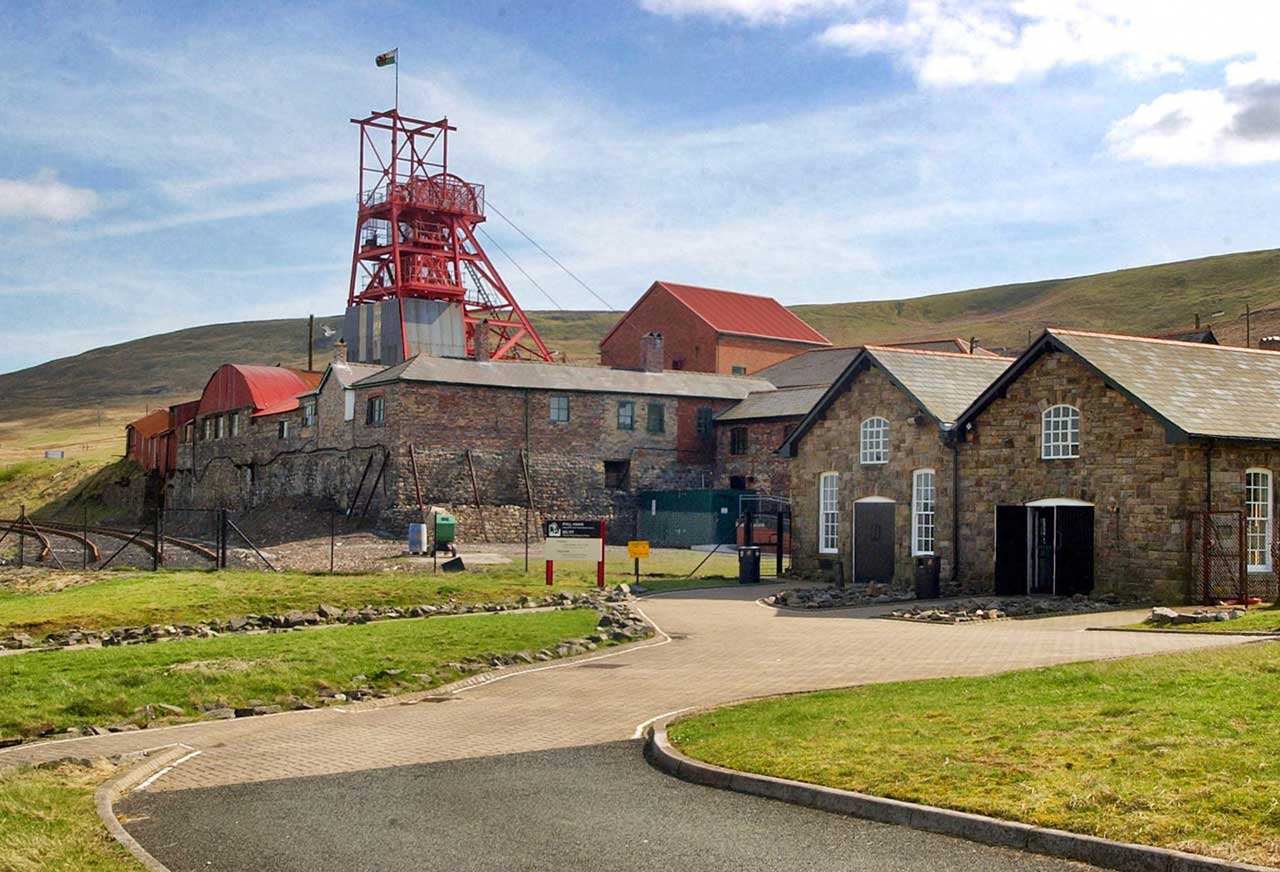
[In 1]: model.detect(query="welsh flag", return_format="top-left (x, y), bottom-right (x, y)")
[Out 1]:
top-left (376, 48), bottom-right (397, 67)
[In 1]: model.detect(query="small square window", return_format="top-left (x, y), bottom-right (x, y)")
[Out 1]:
top-left (730, 427), bottom-right (748, 455)
top-left (647, 401), bottom-right (665, 433)
top-left (550, 395), bottom-right (570, 423)
top-left (366, 395), bottom-right (385, 426)
top-left (617, 400), bottom-right (635, 430)
top-left (731, 365), bottom-right (747, 376)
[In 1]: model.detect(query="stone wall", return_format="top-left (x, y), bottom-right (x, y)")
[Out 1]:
top-left (713, 418), bottom-right (796, 497)
top-left (790, 364), bottom-right (953, 590)
top-left (957, 348), bottom-right (1280, 602)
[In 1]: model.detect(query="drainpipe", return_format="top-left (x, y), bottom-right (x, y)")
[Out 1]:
top-left (1204, 438), bottom-right (1213, 512)
top-left (951, 436), bottom-right (961, 584)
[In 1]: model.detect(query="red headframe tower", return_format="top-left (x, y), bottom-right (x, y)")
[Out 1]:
top-left (344, 110), bottom-right (552, 364)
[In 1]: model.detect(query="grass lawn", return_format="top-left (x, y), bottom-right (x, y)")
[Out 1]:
top-left (0, 761), bottom-right (142, 872)
top-left (1122, 605), bottom-right (1280, 634)
top-left (669, 641), bottom-right (1280, 867)
top-left (0, 608), bottom-right (599, 739)
top-left (0, 549), bottom-right (739, 638)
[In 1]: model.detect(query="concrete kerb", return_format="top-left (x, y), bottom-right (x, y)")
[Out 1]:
top-left (95, 745), bottom-right (191, 872)
top-left (644, 721), bottom-right (1278, 872)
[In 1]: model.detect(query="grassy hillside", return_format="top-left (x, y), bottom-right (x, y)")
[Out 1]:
top-left (791, 247), bottom-right (1280, 350)
top-left (2, 247), bottom-right (1278, 458)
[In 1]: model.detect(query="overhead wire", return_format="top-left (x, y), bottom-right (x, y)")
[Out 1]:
top-left (477, 226), bottom-right (565, 311)
top-left (486, 200), bottom-right (619, 311)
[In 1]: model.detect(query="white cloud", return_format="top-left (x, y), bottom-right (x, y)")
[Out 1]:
top-left (640, 0), bottom-right (862, 25)
top-left (0, 170), bottom-right (100, 222)
top-left (1108, 59), bottom-right (1280, 166)
top-left (818, 1), bottom-right (1280, 86)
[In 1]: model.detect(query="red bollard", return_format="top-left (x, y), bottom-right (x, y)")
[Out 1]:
top-left (597, 520), bottom-right (606, 588)
top-left (546, 559), bottom-right (554, 586)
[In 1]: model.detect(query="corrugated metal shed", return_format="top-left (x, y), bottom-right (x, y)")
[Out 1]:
top-left (196, 364), bottom-right (322, 418)
top-left (353, 355), bottom-right (774, 400)
top-left (715, 386), bottom-right (827, 422)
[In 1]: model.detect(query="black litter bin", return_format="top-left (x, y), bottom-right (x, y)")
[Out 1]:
top-left (738, 546), bottom-right (761, 584)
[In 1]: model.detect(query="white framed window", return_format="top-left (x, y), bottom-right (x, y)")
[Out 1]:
top-left (1246, 468), bottom-right (1272, 572)
top-left (860, 417), bottom-right (889, 464)
top-left (343, 389), bottom-right (355, 422)
top-left (912, 468), bottom-right (936, 556)
top-left (277, 420), bottom-right (290, 440)
top-left (819, 472), bottom-right (840, 553)
top-left (301, 400), bottom-right (316, 428)
top-left (229, 412), bottom-right (241, 437)
top-left (214, 415), bottom-right (226, 440)
top-left (203, 418), bottom-right (213, 441)
top-left (1041, 404), bottom-right (1080, 459)
top-left (550, 395), bottom-right (570, 423)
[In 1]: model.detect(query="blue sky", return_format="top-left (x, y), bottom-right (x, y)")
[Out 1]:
top-left (3, 0), bottom-right (1279, 373)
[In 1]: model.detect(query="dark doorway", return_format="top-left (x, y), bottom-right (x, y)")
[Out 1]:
top-left (853, 501), bottom-right (895, 585)
top-left (1031, 507), bottom-right (1055, 594)
top-left (1055, 507), bottom-right (1095, 596)
top-left (998, 504), bottom-right (1095, 596)
top-left (994, 506), bottom-right (1027, 595)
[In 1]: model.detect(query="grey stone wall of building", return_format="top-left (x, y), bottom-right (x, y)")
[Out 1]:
top-left (714, 418), bottom-right (795, 497)
top-left (789, 365), bottom-right (953, 591)
top-left (956, 348), bottom-right (1280, 602)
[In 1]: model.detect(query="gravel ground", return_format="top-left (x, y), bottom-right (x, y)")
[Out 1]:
top-left (121, 741), bottom-right (1098, 872)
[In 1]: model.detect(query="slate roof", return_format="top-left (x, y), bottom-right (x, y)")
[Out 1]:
top-left (752, 347), bottom-right (862, 388)
top-left (869, 347), bottom-right (1014, 425)
top-left (753, 339), bottom-right (999, 389)
top-left (714, 386), bottom-right (828, 422)
top-left (960, 329), bottom-right (1280, 442)
top-left (311, 361), bottom-right (386, 395)
top-left (353, 355), bottom-right (774, 400)
top-left (599, 281), bottom-right (831, 349)
top-left (779, 347), bottom-right (1013, 456)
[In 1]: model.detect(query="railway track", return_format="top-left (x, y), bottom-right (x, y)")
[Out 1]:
top-left (0, 518), bottom-right (216, 565)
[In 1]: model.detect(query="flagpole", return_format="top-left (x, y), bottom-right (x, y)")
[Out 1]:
top-left (395, 55), bottom-right (399, 113)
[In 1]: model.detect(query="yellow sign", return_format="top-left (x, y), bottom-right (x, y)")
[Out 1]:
top-left (627, 540), bottom-right (650, 559)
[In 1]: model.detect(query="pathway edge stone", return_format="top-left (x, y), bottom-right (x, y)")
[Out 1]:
top-left (95, 745), bottom-right (187, 872)
top-left (644, 720), bottom-right (1277, 872)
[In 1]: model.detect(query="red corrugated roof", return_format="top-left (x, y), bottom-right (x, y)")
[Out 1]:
top-left (196, 365), bottom-right (321, 418)
top-left (657, 281), bottom-right (831, 346)
top-left (599, 281), bottom-right (831, 349)
top-left (127, 409), bottom-right (170, 438)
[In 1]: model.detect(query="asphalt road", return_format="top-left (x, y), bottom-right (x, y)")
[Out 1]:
top-left (121, 741), bottom-right (1097, 872)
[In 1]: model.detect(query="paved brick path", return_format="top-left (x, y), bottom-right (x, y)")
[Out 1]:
top-left (0, 585), bottom-right (1259, 792)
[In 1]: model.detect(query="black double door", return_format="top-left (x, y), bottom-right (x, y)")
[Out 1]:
top-left (995, 505), bottom-right (1094, 596)
top-left (853, 502), bottom-right (895, 585)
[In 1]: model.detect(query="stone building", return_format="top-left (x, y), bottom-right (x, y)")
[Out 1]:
top-left (780, 347), bottom-right (1013, 593)
top-left (167, 345), bottom-right (771, 543)
top-left (598, 280), bottom-right (831, 374)
top-left (954, 329), bottom-right (1280, 603)
top-left (712, 338), bottom-right (997, 500)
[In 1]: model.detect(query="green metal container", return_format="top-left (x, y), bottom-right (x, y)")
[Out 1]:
top-left (434, 513), bottom-right (456, 547)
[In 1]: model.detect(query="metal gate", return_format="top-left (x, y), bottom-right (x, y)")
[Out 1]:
top-left (737, 494), bottom-right (792, 578)
top-left (1187, 510), bottom-right (1245, 604)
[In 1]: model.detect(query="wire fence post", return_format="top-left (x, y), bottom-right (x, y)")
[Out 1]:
top-left (218, 508), bottom-right (229, 570)
top-left (152, 507), bottom-right (161, 571)
top-left (82, 504), bottom-right (89, 570)
top-left (16, 505), bottom-right (25, 569)
top-left (330, 508), bottom-right (336, 574)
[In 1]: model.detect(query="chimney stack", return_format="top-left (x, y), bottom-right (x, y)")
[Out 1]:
top-left (1261, 336), bottom-right (1280, 352)
top-left (641, 332), bottom-right (664, 373)
top-left (473, 320), bottom-right (491, 361)
top-left (333, 338), bottom-right (348, 363)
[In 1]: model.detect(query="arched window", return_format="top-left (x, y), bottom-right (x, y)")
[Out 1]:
top-left (819, 472), bottom-right (840, 553)
top-left (860, 417), bottom-right (889, 464)
top-left (912, 468), bottom-right (936, 556)
top-left (1041, 404), bottom-right (1080, 459)
top-left (1246, 468), bottom-right (1273, 572)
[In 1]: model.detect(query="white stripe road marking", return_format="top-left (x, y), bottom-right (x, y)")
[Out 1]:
top-left (133, 748), bottom-right (201, 793)
top-left (633, 707), bottom-right (693, 740)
